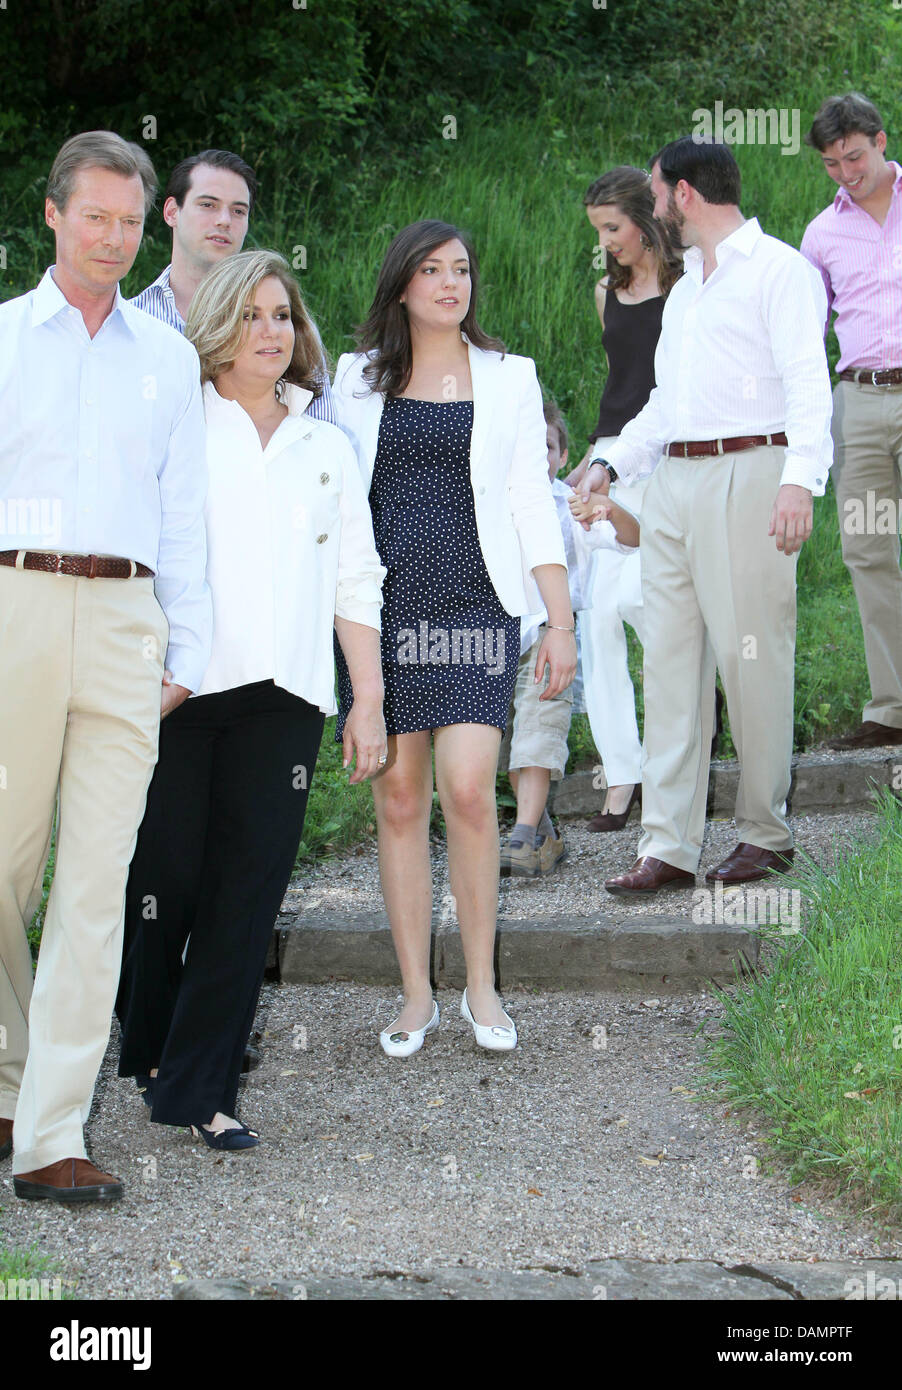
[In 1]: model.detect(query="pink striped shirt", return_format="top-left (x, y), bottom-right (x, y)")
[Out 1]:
top-left (801, 161), bottom-right (902, 372)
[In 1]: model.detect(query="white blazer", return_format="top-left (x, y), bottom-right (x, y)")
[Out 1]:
top-left (332, 337), bottom-right (567, 617)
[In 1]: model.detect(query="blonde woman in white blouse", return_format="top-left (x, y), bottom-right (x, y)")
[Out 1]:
top-left (117, 251), bottom-right (386, 1150)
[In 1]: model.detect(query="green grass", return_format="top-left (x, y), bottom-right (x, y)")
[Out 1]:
top-left (703, 792), bottom-right (902, 1216)
top-left (13, 53), bottom-right (899, 882)
top-left (0, 1241), bottom-right (72, 1299)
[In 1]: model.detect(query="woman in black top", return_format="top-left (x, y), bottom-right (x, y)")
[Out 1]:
top-left (569, 167), bottom-right (682, 830)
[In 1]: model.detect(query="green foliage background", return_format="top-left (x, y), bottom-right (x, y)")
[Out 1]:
top-left (2, 0), bottom-right (900, 849)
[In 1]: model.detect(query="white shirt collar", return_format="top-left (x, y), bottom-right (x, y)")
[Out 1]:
top-left (203, 379), bottom-right (315, 419)
top-left (32, 266), bottom-right (136, 336)
top-left (683, 216), bottom-right (762, 280)
top-left (834, 159), bottom-right (902, 212)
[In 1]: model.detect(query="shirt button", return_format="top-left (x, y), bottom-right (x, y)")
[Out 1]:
top-left (320, 472), bottom-right (330, 485)
top-left (316, 533), bottom-right (328, 544)
top-left (477, 485), bottom-right (486, 495)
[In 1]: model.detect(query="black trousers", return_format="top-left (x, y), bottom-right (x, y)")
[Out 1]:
top-left (116, 680), bottom-right (324, 1126)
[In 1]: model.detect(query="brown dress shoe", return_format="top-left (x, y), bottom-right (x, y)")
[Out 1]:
top-left (0, 1116), bottom-right (12, 1161)
top-left (605, 856), bottom-right (696, 896)
top-left (14, 1157), bottom-right (123, 1203)
top-left (827, 721), bottom-right (902, 750)
top-left (706, 842), bottom-right (794, 884)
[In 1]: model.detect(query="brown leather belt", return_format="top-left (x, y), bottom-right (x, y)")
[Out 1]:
top-left (0, 550), bottom-right (154, 579)
top-left (667, 432), bottom-right (788, 459)
top-left (839, 368), bottom-right (902, 386)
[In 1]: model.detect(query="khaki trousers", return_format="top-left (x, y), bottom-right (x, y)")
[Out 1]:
top-left (637, 446), bottom-right (798, 872)
top-left (0, 566), bottom-right (166, 1174)
top-left (831, 379), bottom-right (902, 728)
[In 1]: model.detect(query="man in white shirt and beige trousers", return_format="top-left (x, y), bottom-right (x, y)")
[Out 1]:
top-left (0, 131), bottom-right (211, 1199)
top-left (579, 138), bottom-right (833, 896)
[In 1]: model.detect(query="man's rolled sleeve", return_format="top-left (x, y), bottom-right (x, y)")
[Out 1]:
top-left (153, 359), bottom-right (212, 690)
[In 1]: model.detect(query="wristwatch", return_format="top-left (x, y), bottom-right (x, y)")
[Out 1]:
top-left (590, 457), bottom-right (618, 484)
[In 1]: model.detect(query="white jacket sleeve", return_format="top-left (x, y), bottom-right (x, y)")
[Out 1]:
top-left (334, 433), bottom-right (386, 631)
top-left (507, 357), bottom-right (567, 573)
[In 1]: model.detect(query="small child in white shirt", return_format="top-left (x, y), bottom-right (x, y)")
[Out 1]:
top-left (499, 401), bottom-right (639, 877)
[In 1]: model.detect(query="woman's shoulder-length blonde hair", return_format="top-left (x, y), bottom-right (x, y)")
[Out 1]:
top-left (185, 249), bottom-right (325, 397)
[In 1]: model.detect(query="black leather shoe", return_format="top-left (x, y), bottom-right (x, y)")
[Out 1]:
top-left (189, 1121), bottom-right (259, 1151)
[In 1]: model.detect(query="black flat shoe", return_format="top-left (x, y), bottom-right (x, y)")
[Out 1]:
top-left (188, 1121), bottom-right (260, 1151)
top-left (135, 1074), bottom-right (155, 1109)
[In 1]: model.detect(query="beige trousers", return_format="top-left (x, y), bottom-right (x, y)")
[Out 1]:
top-left (831, 379), bottom-right (902, 728)
top-left (637, 446), bottom-right (798, 872)
top-left (0, 566), bottom-right (166, 1174)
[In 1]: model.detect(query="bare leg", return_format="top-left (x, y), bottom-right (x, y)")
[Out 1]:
top-left (434, 723), bottom-right (509, 1028)
top-left (603, 782), bottom-right (637, 814)
top-left (370, 730), bottom-right (436, 1034)
top-left (509, 766), bottom-right (551, 829)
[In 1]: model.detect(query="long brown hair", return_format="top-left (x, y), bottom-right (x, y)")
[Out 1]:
top-left (355, 220), bottom-right (504, 397)
top-left (584, 166), bottom-right (683, 298)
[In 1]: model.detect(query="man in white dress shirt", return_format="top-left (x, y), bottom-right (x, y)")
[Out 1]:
top-left (0, 131), bottom-right (211, 1199)
top-left (580, 137), bottom-right (833, 895)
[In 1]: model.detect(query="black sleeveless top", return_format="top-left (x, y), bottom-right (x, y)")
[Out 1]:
top-left (589, 289), bottom-right (664, 441)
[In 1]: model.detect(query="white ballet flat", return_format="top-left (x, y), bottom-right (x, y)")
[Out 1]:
top-left (379, 1000), bottom-right (440, 1058)
top-left (460, 988), bottom-right (518, 1051)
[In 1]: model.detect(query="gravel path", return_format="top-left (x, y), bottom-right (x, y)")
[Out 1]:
top-left (3, 978), bottom-right (897, 1299)
top-left (284, 810), bottom-right (878, 921)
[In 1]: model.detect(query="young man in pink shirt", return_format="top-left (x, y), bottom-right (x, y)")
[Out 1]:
top-left (801, 93), bottom-right (902, 748)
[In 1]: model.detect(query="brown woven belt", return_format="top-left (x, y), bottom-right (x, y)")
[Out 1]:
top-left (0, 550), bottom-right (154, 579)
top-left (839, 368), bottom-right (902, 386)
top-left (667, 433), bottom-right (788, 459)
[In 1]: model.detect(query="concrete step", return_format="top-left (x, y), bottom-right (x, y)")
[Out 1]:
top-left (277, 907), bottom-right (759, 991)
top-left (550, 749), bottom-right (901, 819)
top-left (173, 1258), bottom-right (902, 1300)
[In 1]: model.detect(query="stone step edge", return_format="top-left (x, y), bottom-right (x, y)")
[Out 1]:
top-left (276, 912), bottom-right (760, 989)
top-left (551, 750), bottom-right (902, 819)
top-left (173, 1258), bottom-right (902, 1301)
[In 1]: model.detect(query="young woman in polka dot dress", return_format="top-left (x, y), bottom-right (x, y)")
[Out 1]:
top-left (334, 220), bottom-right (575, 1056)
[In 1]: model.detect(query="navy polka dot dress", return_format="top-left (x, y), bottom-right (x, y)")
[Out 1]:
top-left (336, 397), bottom-right (519, 737)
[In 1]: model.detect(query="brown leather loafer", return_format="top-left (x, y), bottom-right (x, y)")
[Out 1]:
top-left (827, 721), bottom-right (902, 750)
top-left (605, 856), bottom-right (696, 896)
top-left (0, 1116), bottom-right (12, 1161)
top-left (705, 842), bottom-right (794, 884)
top-left (14, 1157), bottom-right (123, 1203)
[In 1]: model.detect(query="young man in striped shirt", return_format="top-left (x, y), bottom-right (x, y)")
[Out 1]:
top-left (132, 148), bottom-right (335, 422)
top-left (801, 93), bottom-right (902, 748)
